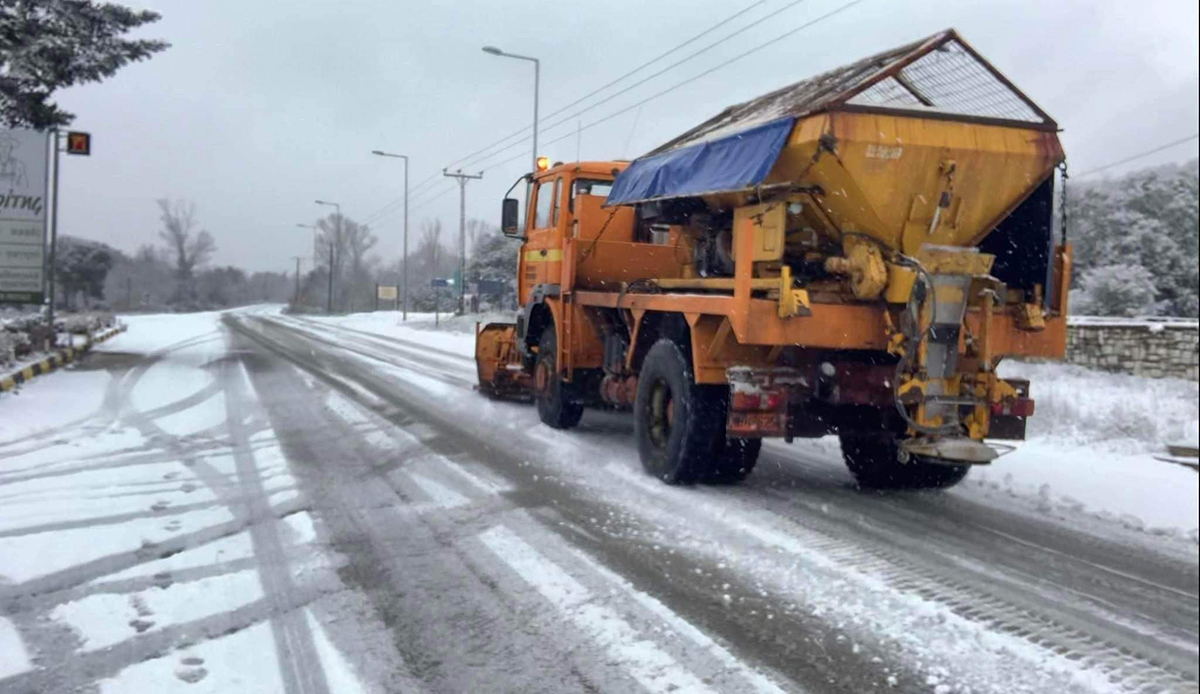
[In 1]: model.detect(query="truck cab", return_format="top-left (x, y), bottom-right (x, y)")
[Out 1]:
top-left (507, 161), bottom-right (629, 307)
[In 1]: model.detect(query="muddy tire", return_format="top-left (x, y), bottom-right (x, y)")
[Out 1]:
top-left (635, 339), bottom-right (722, 484)
top-left (839, 435), bottom-right (970, 490)
top-left (534, 326), bottom-right (584, 429)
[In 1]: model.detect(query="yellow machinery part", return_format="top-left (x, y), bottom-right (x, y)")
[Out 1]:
top-left (823, 238), bottom-right (888, 300)
top-left (762, 112), bottom-right (1063, 256)
top-left (731, 201), bottom-right (787, 262)
top-left (475, 322), bottom-right (529, 399)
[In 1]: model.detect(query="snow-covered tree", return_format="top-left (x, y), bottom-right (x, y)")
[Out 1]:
top-left (1, 1), bottom-right (169, 128)
top-left (54, 235), bottom-right (114, 309)
top-left (467, 224), bottom-right (517, 281)
top-left (1072, 263), bottom-right (1163, 317)
top-left (1068, 160), bottom-right (1199, 317)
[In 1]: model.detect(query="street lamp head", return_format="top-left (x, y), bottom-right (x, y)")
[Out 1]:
top-left (482, 45), bottom-right (503, 56)
top-left (371, 150), bottom-right (385, 156)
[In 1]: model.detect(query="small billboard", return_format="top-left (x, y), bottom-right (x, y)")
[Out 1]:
top-left (0, 128), bottom-right (50, 305)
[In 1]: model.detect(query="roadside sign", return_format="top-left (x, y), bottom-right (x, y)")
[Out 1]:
top-left (66, 131), bottom-right (91, 156)
top-left (0, 128), bottom-right (50, 305)
top-left (431, 278), bottom-right (453, 288)
top-left (377, 285), bottom-right (398, 300)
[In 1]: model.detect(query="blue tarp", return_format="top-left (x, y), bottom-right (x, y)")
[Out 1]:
top-left (605, 116), bottom-right (796, 206)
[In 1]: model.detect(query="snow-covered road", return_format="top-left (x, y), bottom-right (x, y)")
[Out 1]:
top-left (1, 307), bottom-right (1196, 694)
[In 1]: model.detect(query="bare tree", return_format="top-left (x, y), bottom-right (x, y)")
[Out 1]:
top-left (312, 213), bottom-right (380, 310)
top-left (346, 220), bottom-right (378, 278)
top-left (157, 198), bottom-right (215, 301)
top-left (314, 213), bottom-right (347, 280)
top-left (418, 219), bottom-right (444, 270)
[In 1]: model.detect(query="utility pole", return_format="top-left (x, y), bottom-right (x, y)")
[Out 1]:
top-left (291, 256), bottom-right (302, 305)
top-left (327, 239), bottom-right (335, 314)
top-left (443, 169), bottom-right (483, 314)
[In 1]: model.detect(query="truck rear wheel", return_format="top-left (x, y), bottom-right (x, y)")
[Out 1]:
top-left (535, 326), bottom-right (584, 429)
top-left (635, 339), bottom-right (721, 485)
top-left (839, 435), bottom-right (970, 490)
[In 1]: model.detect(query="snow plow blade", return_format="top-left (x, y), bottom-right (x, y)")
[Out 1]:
top-left (475, 322), bottom-right (530, 399)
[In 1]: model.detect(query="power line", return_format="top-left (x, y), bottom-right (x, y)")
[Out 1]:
top-left (366, 0), bottom-right (866, 226)
top-left (360, 0), bottom-right (778, 225)
top-left (480, 0), bottom-right (868, 174)
top-left (457, 0), bottom-right (813, 171)
top-left (442, 0), bottom-right (771, 172)
top-left (1075, 132), bottom-right (1199, 178)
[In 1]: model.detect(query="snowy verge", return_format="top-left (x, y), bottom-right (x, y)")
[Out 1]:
top-left (963, 442), bottom-right (1199, 542)
top-left (998, 360), bottom-right (1199, 452)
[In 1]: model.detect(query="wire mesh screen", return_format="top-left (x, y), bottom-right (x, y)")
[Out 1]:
top-left (848, 40), bottom-right (1045, 123)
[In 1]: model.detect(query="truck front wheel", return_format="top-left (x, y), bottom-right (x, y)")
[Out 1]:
top-left (635, 339), bottom-right (721, 484)
top-left (707, 437), bottom-right (763, 483)
top-left (839, 435), bottom-right (970, 490)
top-left (535, 326), bottom-right (584, 429)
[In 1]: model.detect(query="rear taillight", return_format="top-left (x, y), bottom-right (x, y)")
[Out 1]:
top-left (992, 398), bottom-right (1035, 417)
top-left (731, 389), bottom-right (786, 411)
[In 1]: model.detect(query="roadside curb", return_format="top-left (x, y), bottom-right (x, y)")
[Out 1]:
top-left (0, 324), bottom-right (128, 393)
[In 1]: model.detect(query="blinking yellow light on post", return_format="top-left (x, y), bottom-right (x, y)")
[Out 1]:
top-left (536, 156), bottom-right (551, 171)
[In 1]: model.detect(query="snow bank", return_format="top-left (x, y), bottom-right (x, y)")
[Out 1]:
top-left (965, 442), bottom-right (1199, 540)
top-left (998, 360), bottom-right (1199, 451)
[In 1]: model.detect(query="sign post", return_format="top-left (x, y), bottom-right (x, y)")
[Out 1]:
top-left (431, 277), bottom-right (453, 328)
top-left (0, 128), bottom-right (51, 310)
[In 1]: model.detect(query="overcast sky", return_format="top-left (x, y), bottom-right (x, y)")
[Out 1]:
top-left (53, 0), bottom-right (1199, 273)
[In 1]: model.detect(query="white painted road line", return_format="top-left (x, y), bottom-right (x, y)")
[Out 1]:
top-left (568, 546), bottom-right (793, 694)
top-left (478, 525), bottom-right (721, 694)
top-left (0, 616), bottom-right (33, 679)
top-left (404, 471), bottom-right (469, 510)
top-left (438, 456), bottom-right (514, 495)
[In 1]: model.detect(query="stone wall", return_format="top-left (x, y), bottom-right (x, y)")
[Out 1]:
top-left (1064, 319), bottom-right (1198, 381)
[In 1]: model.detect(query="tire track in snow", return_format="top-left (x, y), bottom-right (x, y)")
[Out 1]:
top-left (221, 342), bottom-right (330, 694)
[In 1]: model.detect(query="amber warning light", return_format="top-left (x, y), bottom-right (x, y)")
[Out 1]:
top-left (536, 156), bottom-right (550, 171)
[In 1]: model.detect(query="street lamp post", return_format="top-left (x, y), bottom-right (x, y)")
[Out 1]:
top-left (482, 45), bottom-right (540, 178)
top-left (314, 200), bottom-right (341, 314)
top-left (371, 150), bottom-right (410, 321)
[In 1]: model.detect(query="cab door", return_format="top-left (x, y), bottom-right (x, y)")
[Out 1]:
top-left (518, 175), bottom-right (563, 305)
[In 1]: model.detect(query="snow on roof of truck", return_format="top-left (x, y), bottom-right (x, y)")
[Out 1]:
top-left (646, 29), bottom-right (1057, 157)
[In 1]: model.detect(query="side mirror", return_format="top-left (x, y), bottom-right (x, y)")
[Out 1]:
top-left (502, 198), bottom-right (521, 237)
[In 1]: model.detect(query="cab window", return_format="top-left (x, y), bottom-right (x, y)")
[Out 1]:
top-left (551, 178), bottom-right (563, 227)
top-left (570, 178), bottom-right (613, 211)
top-left (534, 178), bottom-right (557, 229)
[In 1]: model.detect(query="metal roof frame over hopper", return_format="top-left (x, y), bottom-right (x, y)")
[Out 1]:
top-left (606, 29), bottom-right (1059, 214)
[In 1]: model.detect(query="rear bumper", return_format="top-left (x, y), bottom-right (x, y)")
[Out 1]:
top-left (725, 365), bottom-right (1032, 442)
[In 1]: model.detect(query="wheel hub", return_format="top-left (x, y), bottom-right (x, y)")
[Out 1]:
top-left (648, 380), bottom-right (673, 448)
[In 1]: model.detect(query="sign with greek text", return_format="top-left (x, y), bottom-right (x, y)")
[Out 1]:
top-left (0, 128), bottom-right (49, 305)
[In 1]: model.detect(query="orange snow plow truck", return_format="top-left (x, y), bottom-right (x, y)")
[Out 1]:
top-left (476, 30), bottom-right (1069, 489)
